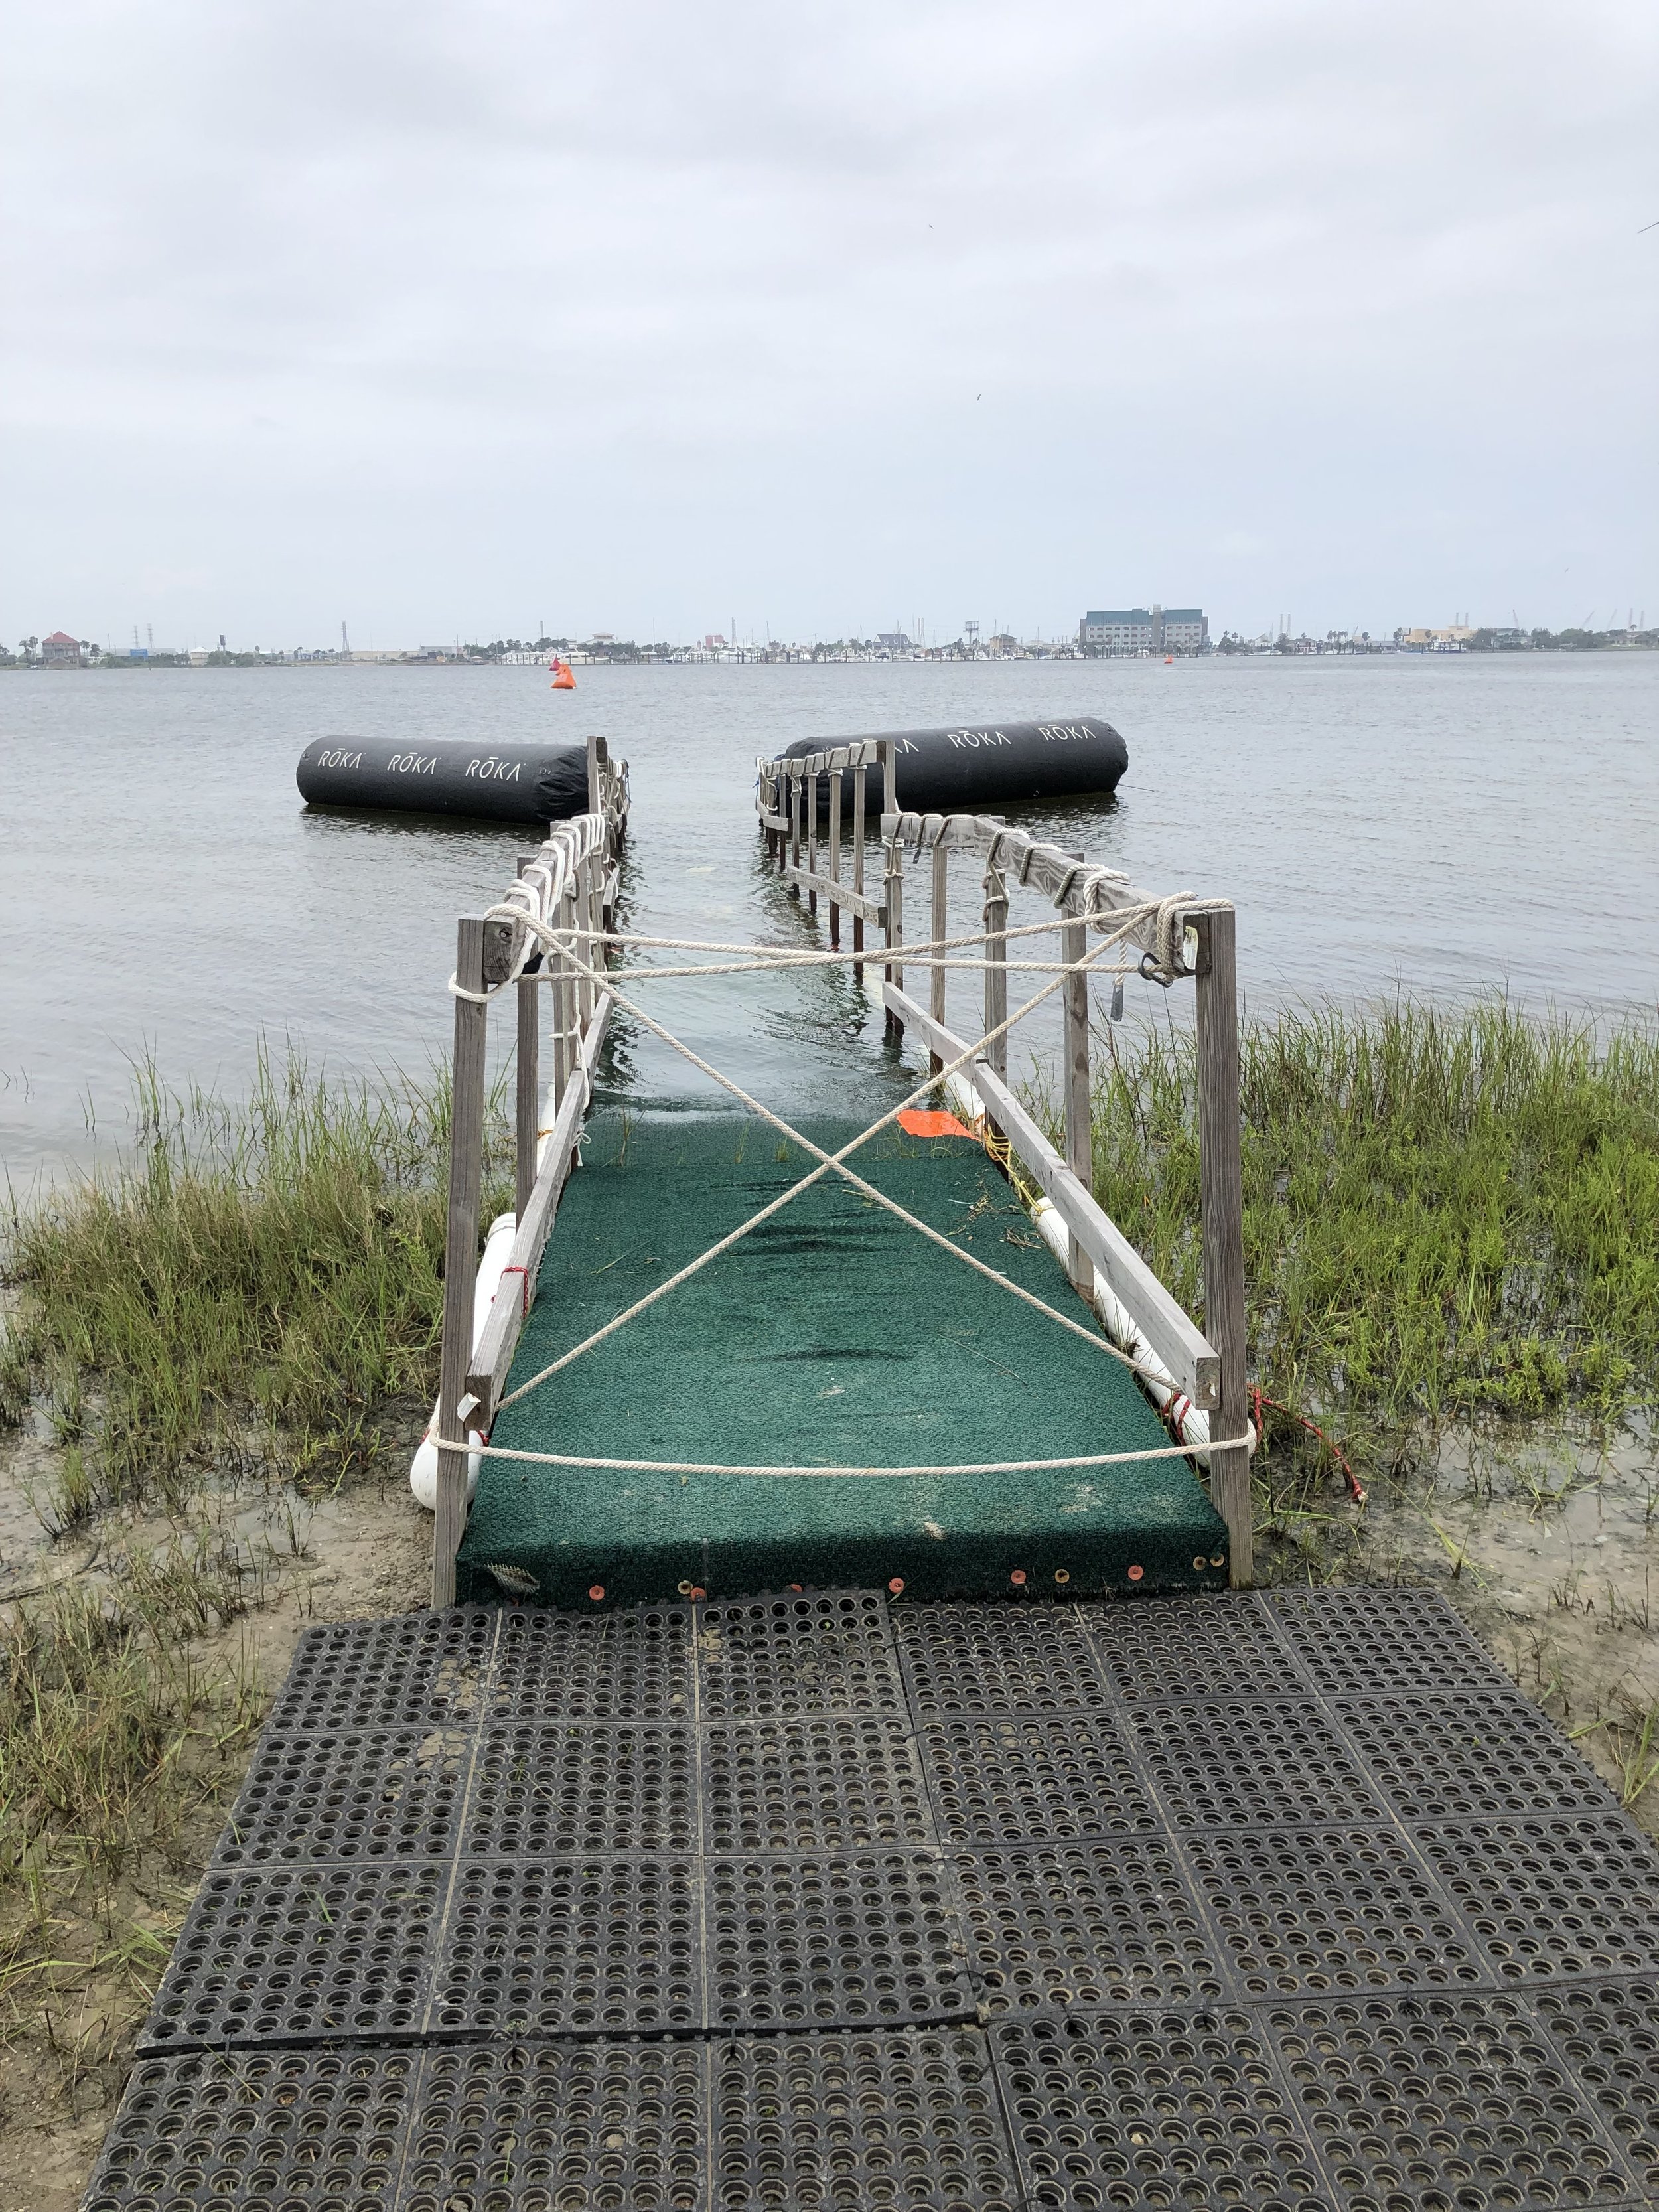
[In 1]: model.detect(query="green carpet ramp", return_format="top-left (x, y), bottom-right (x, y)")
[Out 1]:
top-left (457, 1114), bottom-right (1228, 1607)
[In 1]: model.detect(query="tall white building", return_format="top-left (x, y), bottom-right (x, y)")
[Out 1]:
top-left (1079, 604), bottom-right (1208, 653)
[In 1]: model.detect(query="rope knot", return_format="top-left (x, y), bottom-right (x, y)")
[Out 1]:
top-left (1139, 892), bottom-right (1196, 986)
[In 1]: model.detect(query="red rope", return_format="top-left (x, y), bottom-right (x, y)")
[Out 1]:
top-left (1251, 1384), bottom-right (1366, 1503)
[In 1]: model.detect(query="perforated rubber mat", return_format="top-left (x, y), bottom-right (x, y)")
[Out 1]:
top-left (89, 1585), bottom-right (1659, 2208)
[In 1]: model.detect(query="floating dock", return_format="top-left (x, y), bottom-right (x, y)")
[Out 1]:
top-left (81, 733), bottom-right (1659, 2209)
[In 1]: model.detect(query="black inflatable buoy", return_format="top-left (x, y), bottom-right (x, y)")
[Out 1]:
top-left (774, 716), bottom-right (1127, 814)
top-left (295, 737), bottom-right (589, 824)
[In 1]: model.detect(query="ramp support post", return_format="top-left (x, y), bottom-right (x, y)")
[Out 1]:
top-left (851, 752), bottom-right (866, 977)
top-left (929, 842), bottom-right (948, 1078)
top-left (1194, 905), bottom-right (1253, 1587)
top-left (435, 915), bottom-right (489, 1608)
top-left (882, 740), bottom-right (904, 1032)
top-left (514, 859), bottom-right (540, 1223)
top-left (1060, 908), bottom-right (1092, 1294)
top-left (828, 763), bottom-right (842, 949)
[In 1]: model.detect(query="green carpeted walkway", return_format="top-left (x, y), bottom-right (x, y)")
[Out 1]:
top-left (456, 1114), bottom-right (1228, 1607)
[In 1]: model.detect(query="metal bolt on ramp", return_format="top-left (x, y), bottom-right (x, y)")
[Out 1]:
top-left (90, 1586), bottom-right (1659, 2208)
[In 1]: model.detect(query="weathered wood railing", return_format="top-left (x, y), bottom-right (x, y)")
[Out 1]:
top-left (756, 750), bottom-right (1252, 1584)
top-left (432, 735), bottom-right (628, 1604)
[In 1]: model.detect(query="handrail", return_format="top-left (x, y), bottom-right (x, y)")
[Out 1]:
top-left (754, 737), bottom-right (1252, 1584)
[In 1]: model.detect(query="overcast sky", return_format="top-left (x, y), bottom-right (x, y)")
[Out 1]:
top-left (4, 0), bottom-right (1655, 647)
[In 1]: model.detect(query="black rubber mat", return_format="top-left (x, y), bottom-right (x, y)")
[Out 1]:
top-left (96, 1585), bottom-right (1659, 2209)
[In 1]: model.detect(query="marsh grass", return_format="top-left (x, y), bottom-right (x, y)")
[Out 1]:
top-left (1, 1052), bottom-right (512, 1512)
top-left (1076, 998), bottom-right (1659, 1486)
top-left (0, 1516), bottom-right (271, 2061)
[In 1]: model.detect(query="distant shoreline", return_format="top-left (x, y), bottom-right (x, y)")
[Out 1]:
top-left (6, 640), bottom-right (1656, 673)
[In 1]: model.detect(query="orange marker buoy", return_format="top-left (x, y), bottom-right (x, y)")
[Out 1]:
top-left (550, 656), bottom-right (576, 690)
top-left (1163, 655), bottom-right (1173, 665)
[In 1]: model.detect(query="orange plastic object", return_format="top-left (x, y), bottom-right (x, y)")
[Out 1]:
top-left (897, 1109), bottom-right (974, 1140)
top-left (550, 658), bottom-right (576, 690)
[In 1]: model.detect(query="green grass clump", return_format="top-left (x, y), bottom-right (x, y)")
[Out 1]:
top-left (1086, 998), bottom-right (1659, 1451)
top-left (1, 1053), bottom-right (509, 1507)
top-left (0, 1521), bottom-right (268, 2053)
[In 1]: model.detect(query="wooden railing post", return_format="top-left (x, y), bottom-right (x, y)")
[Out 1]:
top-left (1060, 903), bottom-right (1092, 1295)
top-left (806, 769), bottom-right (819, 916)
top-left (790, 769), bottom-right (802, 871)
top-left (514, 860), bottom-right (540, 1224)
top-left (882, 741), bottom-right (904, 1030)
top-left (851, 748), bottom-right (866, 977)
top-left (575, 853), bottom-right (595, 1032)
top-left (983, 858), bottom-right (1009, 1120)
top-left (929, 840), bottom-right (948, 1079)
top-left (435, 916), bottom-right (488, 1608)
top-left (828, 760), bottom-right (842, 949)
top-left (586, 732), bottom-right (606, 817)
top-left (1194, 905), bottom-right (1252, 1587)
top-left (549, 881), bottom-right (575, 1116)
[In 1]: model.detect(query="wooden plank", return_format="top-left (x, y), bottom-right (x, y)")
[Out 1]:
top-left (1060, 912), bottom-right (1092, 1294)
top-left (882, 981), bottom-right (1220, 1411)
top-left (1194, 907), bottom-right (1252, 1587)
top-left (586, 733), bottom-right (605, 816)
top-left (434, 917), bottom-right (489, 1608)
top-left (777, 864), bottom-right (886, 927)
top-left (467, 989), bottom-right (614, 1423)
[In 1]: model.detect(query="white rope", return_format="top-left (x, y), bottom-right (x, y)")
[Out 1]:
top-left (438, 1434), bottom-right (1256, 1477)
top-left (514, 953), bottom-right (1140, 982)
top-left (494, 905), bottom-right (1167, 1413)
top-left (448, 908), bottom-right (1159, 1002)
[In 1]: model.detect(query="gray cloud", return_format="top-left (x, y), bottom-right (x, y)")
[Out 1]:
top-left (3, 0), bottom-right (1654, 643)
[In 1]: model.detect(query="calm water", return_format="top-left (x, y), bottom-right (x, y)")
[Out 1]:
top-left (2, 654), bottom-right (1655, 1183)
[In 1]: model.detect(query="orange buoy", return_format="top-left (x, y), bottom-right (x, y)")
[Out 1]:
top-left (1163, 654), bottom-right (1173, 665)
top-left (550, 656), bottom-right (576, 690)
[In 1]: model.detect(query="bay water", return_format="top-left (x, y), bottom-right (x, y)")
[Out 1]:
top-left (2, 652), bottom-right (1654, 1186)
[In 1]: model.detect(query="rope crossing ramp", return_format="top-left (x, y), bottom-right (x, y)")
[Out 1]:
top-left (427, 736), bottom-right (1254, 1609)
top-left (84, 1587), bottom-right (1659, 2208)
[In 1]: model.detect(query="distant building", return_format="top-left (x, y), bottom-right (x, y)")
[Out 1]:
top-left (1079, 605), bottom-right (1208, 654)
top-left (42, 630), bottom-right (82, 666)
top-left (877, 632), bottom-right (913, 652)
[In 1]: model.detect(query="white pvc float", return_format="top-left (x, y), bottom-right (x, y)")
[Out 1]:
top-left (409, 1209), bottom-right (518, 1510)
